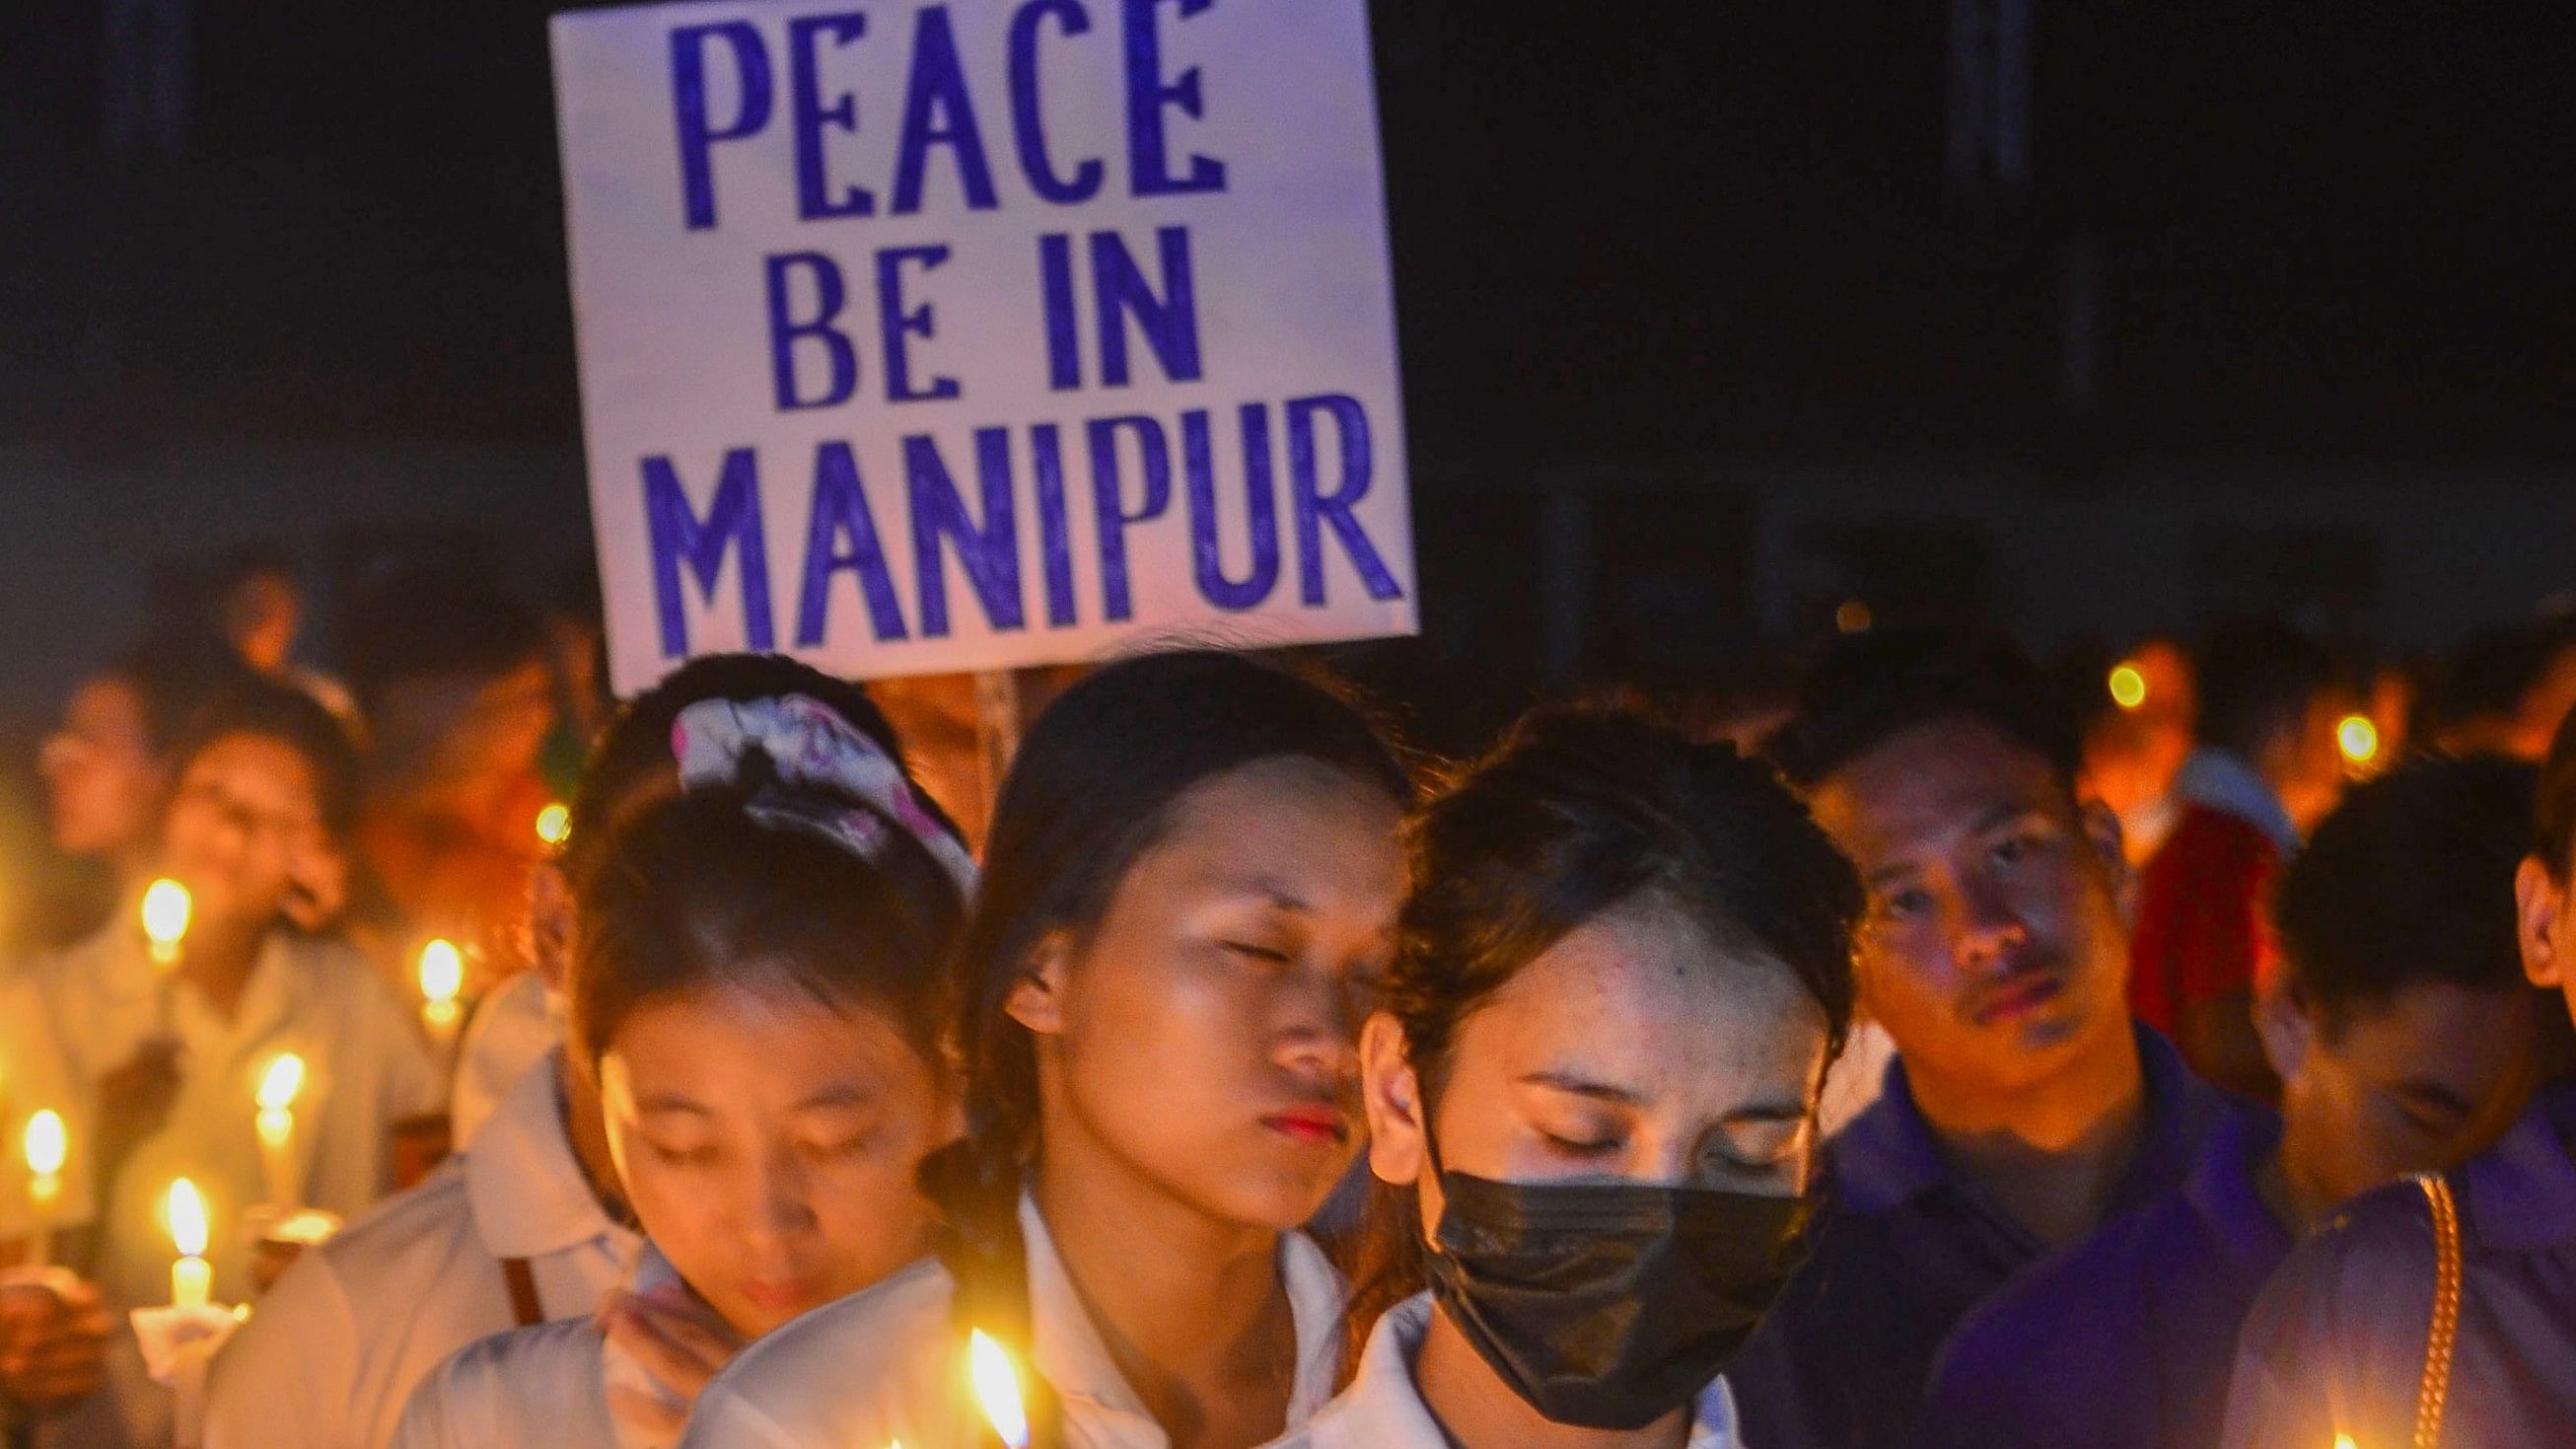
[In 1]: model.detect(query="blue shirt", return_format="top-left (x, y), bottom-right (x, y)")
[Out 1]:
top-left (1731, 1026), bottom-right (2230, 1449)
top-left (1910, 1105), bottom-right (2292, 1449)
top-left (2220, 1081), bottom-right (2576, 1449)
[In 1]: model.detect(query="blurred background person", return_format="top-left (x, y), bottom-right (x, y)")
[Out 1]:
top-left (344, 564), bottom-right (555, 993)
top-left (2079, 637), bottom-right (2199, 868)
top-left (2424, 615), bottom-right (2576, 763)
top-left (2129, 621), bottom-right (2353, 1100)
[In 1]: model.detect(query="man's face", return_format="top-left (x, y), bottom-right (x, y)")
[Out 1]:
top-left (2278, 981), bottom-right (2536, 1210)
top-left (1811, 718), bottom-right (2135, 1100)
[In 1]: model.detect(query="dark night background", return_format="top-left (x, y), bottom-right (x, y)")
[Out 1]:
top-left (3, 1), bottom-right (2572, 742)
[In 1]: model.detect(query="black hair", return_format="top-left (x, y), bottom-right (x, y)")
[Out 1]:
top-left (1764, 626), bottom-right (2083, 792)
top-left (91, 635), bottom-right (260, 759)
top-left (2272, 754), bottom-right (2537, 1028)
top-left (2536, 707), bottom-right (2576, 884)
top-left (2428, 620), bottom-right (2576, 734)
top-left (914, 649), bottom-right (1408, 1448)
top-left (171, 678), bottom-right (366, 840)
top-left (1343, 705), bottom-right (1863, 1363)
top-left (561, 653), bottom-right (926, 890)
top-left (2193, 620), bottom-right (2343, 763)
top-left (340, 564), bottom-right (548, 713)
top-left (569, 757), bottom-right (968, 1075)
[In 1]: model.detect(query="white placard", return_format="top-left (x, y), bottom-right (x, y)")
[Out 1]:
top-left (551, 0), bottom-right (1415, 693)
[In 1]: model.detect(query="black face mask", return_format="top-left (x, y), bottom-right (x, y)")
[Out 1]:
top-left (1421, 1167), bottom-right (1808, 1431)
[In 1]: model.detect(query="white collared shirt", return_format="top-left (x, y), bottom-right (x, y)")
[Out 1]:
top-left (449, 968), bottom-right (562, 1147)
top-left (680, 1195), bottom-right (1346, 1449)
top-left (204, 1052), bottom-right (637, 1449)
top-left (1282, 1293), bottom-right (1744, 1449)
top-left (388, 1240), bottom-right (698, 1449)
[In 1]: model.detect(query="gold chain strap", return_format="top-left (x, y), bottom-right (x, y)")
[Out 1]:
top-left (2412, 1173), bottom-right (2463, 1449)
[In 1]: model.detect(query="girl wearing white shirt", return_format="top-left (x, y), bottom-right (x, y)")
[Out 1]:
top-left (1296, 709), bottom-right (1864, 1449)
top-left (212, 653), bottom-right (929, 1449)
top-left (393, 687), bottom-right (979, 1449)
top-left (682, 649), bottom-right (1412, 1449)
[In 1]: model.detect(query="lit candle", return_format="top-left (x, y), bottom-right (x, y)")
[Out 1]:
top-left (23, 1110), bottom-right (64, 1269)
top-left (167, 1178), bottom-right (211, 1449)
top-left (535, 801), bottom-right (571, 849)
top-left (254, 1054), bottom-right (306, 1211)
top-left (417, 939), bottom-right (465, 1051)
top-left (969, 1330), bottom-right (1031, 1449)
top-left (141, 879), bottom-right (192, 1036)
top-left (167, 1178), bottom-right (210, 1308)
top-left (2334, 1436), bottom-right (2357, 1449)
top-left (141, 879), bottom-right (191, 968)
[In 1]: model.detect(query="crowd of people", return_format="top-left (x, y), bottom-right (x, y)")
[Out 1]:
top-left (0, 541), bottom-right (2573, 1449)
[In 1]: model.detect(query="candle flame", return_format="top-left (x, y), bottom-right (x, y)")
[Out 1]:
top-left (535, 802), bottom-right (572, 848)
top-left (2109, 662), bottom-right (2149, 710)
top-left (23, 1111), bottom-right (65, 1178)
top-left (167, 1178), bottom-right (208, 1258)
top-left (257, 1053), bottom-right (307, 1112)
top-left (418, 939), bottom-right (465, 1007)
top-left (2333, 1436), bottom-right (2357, 1449)
top-left (2336, 715), bottom-right (2380, 766)
top-left (141, 879), bottom-right (191, 951)
top-left (968, 1330), bottom-right (1031, 1449)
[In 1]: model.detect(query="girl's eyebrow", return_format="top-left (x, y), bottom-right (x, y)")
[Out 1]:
top-left (1520, 1069), bottom-right (1643, 1105)
top-left (634, 1094), bottom-right (712, 1117)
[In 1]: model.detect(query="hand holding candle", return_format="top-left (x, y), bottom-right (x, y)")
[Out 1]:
top-left (22, 1110), bottom-right (65, 1269)
top-left (253, 1054), bottom-right (305, 1212)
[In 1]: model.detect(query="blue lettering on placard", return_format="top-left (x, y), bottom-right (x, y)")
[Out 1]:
top-left (1122, 0), bottom-right (1226, 196)
top-left (906, 430), bottom-right (1026, 636)
top-left (671, 22), bottom-right (775, 231)
top-left (644, 449), bottom-right (776, 654)
top-left (876, 246), bottom-right (960, 402)
top-left (1094, 227), bottom-right (1202, 387)
top-left (788, 13), bottom-right (874, 221)
top-left (1038, 234), bottom-right (1083, 391)
top-left (1184, 404), bottom-right (1278, 610)
top-left (1086, 414), bottom-right (1173, 621)
top-left (796, 442), bottom-right (909, 644)
top-left (1286, 395), bottom-right (1402, 605)
top-left (764, 252), bottom-right (860, 410)
top-left (1008, 0), bottom-right (1105, 204)
top-left (1030, 422), bottom-right (1080, 626)
top-left (892, 7), bottom-right (1000, 215)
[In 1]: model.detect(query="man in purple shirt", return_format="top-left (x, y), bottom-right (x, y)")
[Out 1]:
top-left (1914, 755), bottom-right (2546, 1449)
top-left (2222, 717), bottom-right (2576, 1448)
top-left (1733, 629), bottom-right (2231, 1448)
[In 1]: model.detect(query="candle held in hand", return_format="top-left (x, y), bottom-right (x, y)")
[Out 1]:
top-left (969, 1330), bottom-right (1031, 1449)
top-left (167, 1178), bottom-right (210, 1308)
top-left (254, 1054), bottom-right (306, 1210)
top-left (23, 1109), bottom-right (65, 1268)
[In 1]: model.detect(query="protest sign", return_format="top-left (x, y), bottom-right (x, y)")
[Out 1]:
top-left (551, 0), bottom-right (1415, 694)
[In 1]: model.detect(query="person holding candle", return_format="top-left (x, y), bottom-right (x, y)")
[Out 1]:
top-left (680, 649), bottom-right (1410, 1449)
top-left (389, 678), bottom-right (978, 1449)
top-left (2217, 712), bottom-right (2576, 1447)
top-left (1913, 754), bottom-right (2550, 1449)
top-left (206, 654), bottom-right (945, 1449)
top-left (1726, 628), bottom-right (2235, 1449)
top-left (1278, 708), bottom-right (1863, 1449)
top-left (0, 681), bottom-right (441, 1449)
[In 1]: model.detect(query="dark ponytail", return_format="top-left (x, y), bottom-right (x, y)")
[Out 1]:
top-left (915, 649), bottom-right (1408, 1444)
top-left (1341, 705), bottom-right (1864, 1375)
